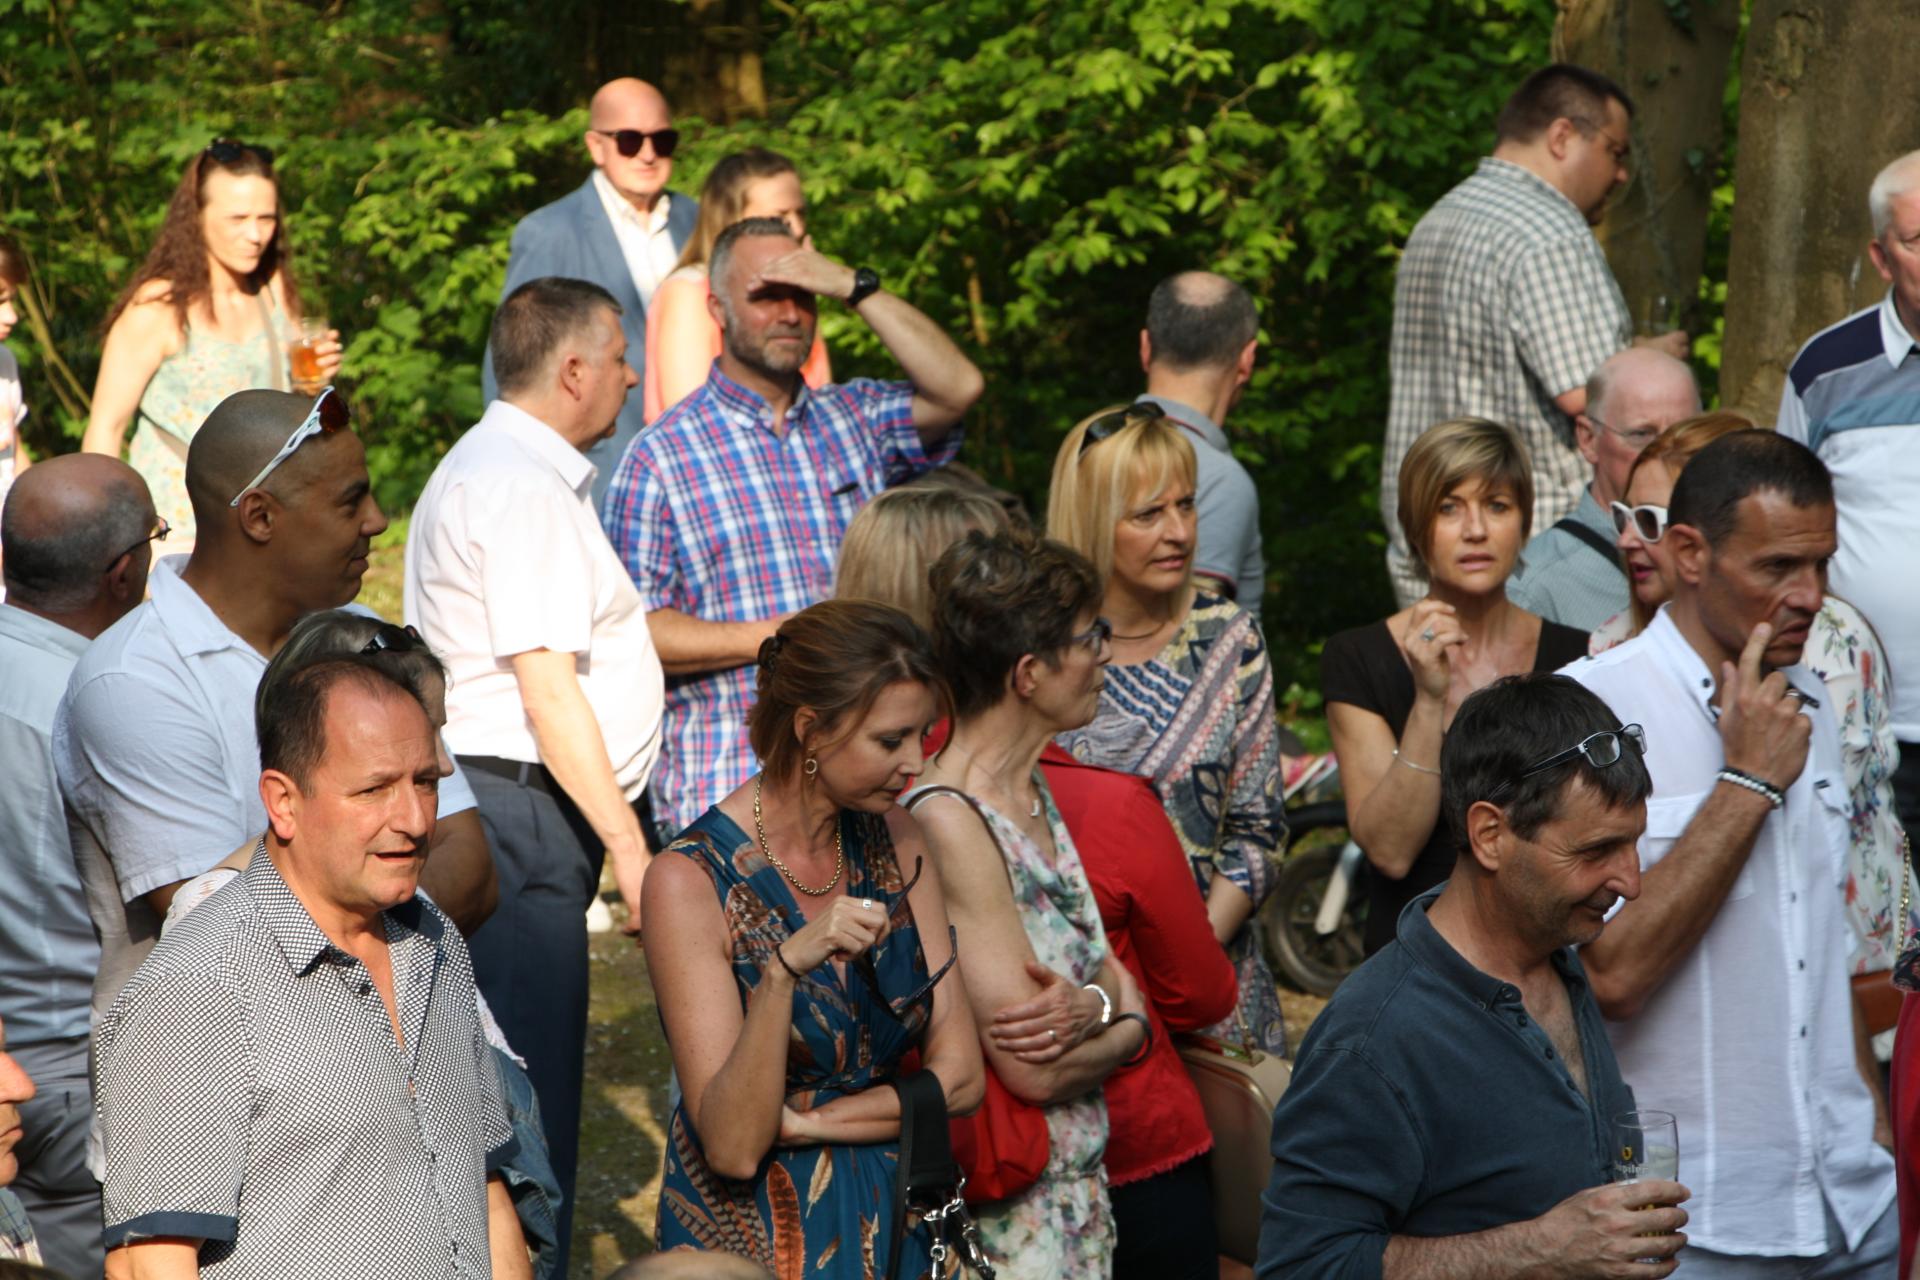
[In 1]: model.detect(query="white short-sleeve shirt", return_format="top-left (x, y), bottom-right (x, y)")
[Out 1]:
top-left (404, 399), bottom-right (664, 797)
top-left (1563, 607), bottom-right (1894, 1256)
top-left (54, 557), bottom-right (476, 1023)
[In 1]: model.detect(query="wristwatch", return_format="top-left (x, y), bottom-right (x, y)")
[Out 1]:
top-left (847, 266), bottom-right (882, 307)
top-left (1082, 982), bottom-right (1114, 1029)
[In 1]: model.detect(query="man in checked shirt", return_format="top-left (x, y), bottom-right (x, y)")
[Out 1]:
top-left (94, 660), bottom-right (530, 1280)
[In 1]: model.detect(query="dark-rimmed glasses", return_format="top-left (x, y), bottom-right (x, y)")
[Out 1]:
top-left (1608, 501), bottom-right (1670, 544)
top-left (1488, 724), bottom-right (1646, 803)
top-left (591, 128), bottom-right (680, 159)
top-left (361, 623), bottom-right (425, 655)
top-left (1077, 400), bottom-right (1167, 457)
top-left (229, 386), bottom-right (350, 507)
top-left (1067, 616), bottom-right (1112, 654)
top-left (107, 516), bottom-right (170, 571)
top-left (205, 138), bottom-right (275, 168)
top-left (850, 856), bottom-right (959, 1024)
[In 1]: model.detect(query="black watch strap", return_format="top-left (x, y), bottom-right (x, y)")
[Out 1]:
top-left (848, 266), bottom-right (882, 307)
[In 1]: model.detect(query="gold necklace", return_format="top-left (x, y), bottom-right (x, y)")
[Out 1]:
top-left (753, 774), bottom-right (844, 896)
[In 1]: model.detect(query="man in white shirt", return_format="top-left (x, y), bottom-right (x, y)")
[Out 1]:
top-left (1565, 431), bottom-right (1896, 1276)
top-left (483, 77), bottom-right (699, 506)
top-left (407, 276), bottom-right (665, 1277)
top-left (58, 390), bottom-right (497, 1022)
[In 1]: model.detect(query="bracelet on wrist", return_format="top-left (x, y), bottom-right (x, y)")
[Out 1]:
top-left (773, 945), bottom-right (808, 982)
top-left (1392, 748), bottom-right (1440, 777)
top-left (1114, 1011), bottom-right (1153, 1067)
top-left (1081, 981), bottom-right (1114, 1029)
top-left (1716, 767), bottom-right (1785, 810)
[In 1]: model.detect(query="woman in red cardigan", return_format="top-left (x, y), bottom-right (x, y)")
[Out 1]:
top-left (835, 489), bottom-right (1240, 1279)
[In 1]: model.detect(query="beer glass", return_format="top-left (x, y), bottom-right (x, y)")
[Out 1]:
top-left (289, 317), bottom-right (330, 395)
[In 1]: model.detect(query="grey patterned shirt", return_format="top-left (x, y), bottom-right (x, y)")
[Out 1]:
top-left (1382, 157), bottom-right (1630, 605)
top-left (96, 844), bottom-right (513, 1278)
top-left (1505, 488), bottom-right (1631, 632)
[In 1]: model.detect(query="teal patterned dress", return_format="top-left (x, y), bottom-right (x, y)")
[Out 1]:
top-left (656, 806), bottom-right (944, 1279)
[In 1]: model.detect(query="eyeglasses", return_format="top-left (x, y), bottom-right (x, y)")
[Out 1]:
top-left (204, 138), bottom-right (274, 168)
top-left (1488, 724), bottom-right (1646, 803)
top-left (106, 516), bottom-right (170, 571)
top-left (591, 128), bottom-right (679, 159)
top-left (361, 623), bottom-right (425, 655)
top-left (1077, 401), bottom-right (1166, 457)
top-left (849, 857), bottom-right (960, 1026)
top-left (1066, 616), bottom-right (1112, 654)
top-left (1608, 501), bottom-right (1670, 544)
top-left (229, 386), bottom-right (350, 507)
top-left (1571, 118), bottom-right (1631, 167)
top-left (1588, 416), bottom-right (1661, 450)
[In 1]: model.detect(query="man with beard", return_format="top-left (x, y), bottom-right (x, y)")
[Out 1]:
top-left (1260, 674), bottom-right (1686, 1279)
top-left (1567, 431), bottom-right (1897, 1277)
top-left (602, 216), bottom-right (983, 837)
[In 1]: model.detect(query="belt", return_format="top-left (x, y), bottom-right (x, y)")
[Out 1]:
top-left (457, 754), bottom-right (559, 798)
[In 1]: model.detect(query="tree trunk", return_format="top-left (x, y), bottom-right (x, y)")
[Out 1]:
top-left (1719, 1), bottom-right (1920, 418)
top-left (661, 0), bottom-right (768, 122)
top-left (1554, 0), bottom-right (1741, 343)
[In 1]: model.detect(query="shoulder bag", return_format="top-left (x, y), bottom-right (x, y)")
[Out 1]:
top-left (1178, 1014), bottom-right (1292, 1264)
top-left (888, 1071), bottom-right (998, 1279)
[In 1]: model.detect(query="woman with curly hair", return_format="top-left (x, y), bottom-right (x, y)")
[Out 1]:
top-left (84, 140), bottom-right (339, 548)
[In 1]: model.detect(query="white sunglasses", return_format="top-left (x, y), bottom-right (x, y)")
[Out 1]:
top-left (229, 386), bottom-right (350, 507)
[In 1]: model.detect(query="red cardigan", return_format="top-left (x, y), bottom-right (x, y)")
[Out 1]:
top-left (1038, 743), bottom-right (1239, 1186)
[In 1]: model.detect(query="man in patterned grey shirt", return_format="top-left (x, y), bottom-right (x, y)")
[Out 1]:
top-left (95, 659), bottom-right (529, 1279)
top-left (1382, 63), bottom-right (1688, 606)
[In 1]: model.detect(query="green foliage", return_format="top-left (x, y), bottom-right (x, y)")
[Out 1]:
top-left (1, 0), bottom-right (1556, 688)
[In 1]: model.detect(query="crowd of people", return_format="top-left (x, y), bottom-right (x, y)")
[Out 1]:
top-left (1, 52), bottom-right (1919, 1280)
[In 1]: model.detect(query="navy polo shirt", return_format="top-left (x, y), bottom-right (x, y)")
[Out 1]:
top-left (1257, 890), bottom-right (1634, 1279)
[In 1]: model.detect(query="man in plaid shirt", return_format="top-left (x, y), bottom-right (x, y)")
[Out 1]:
top-left (1381, 63), bottom-right (1688, 606)
top-left (603, 216), bottom-right (983, 836)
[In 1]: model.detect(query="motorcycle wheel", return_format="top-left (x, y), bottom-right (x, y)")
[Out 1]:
top-left (1264, 809), bottom-right (1368, 998)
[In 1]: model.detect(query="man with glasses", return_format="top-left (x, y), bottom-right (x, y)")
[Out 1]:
top-left (484, 77), bottom-right (698, 507)
top-left (1381, 63), bottom-right (1691, 608)
top-left (55, 390), bottom-right (498, 1078)
top-left (1260, 674), bottom-right (1690, 1278)
top-left (1566, 431), bottom-right (1897, 1277)
top-left (0, 455), bottom-right (156, 1279)
top-left (1506, 348), bottom-right (1699, 631)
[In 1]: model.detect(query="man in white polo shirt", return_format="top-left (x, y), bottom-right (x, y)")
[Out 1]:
top-left (56, 389), bottom-right (496, 1034)
top-left (1780, 148), bottom-right (1920, 838)
top-left (407, 276), bottom-right (664, 1277)
top-left (1566, 431), bottom-right (1895, 1277)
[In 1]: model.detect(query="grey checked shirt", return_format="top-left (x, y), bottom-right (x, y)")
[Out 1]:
top-left (96, 845), bottom-right (513, 1278)
top-left (1382, 157), bottom-right (1630, 605)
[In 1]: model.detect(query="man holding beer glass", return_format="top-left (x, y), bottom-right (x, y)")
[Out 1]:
top-left (1259, 674), bottom-right (1689, 1279)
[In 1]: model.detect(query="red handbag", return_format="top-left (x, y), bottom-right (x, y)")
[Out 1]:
top-left (949, 1065), bottom-right (1050, 1205)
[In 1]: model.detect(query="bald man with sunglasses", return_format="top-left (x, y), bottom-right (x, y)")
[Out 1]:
top-left (483, 77), bottom-right (700, 507)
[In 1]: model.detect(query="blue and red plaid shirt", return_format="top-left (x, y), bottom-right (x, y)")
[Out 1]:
top-left (602, 362), bottom-right (962, 834)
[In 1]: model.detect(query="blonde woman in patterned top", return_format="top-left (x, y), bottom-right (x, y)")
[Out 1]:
top-left (1049, 403), bottom-right (1289, 1055)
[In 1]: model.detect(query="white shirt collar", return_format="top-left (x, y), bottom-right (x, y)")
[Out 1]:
top-left (478, 399), bottom-right (597, 495)
top-left (1643, 602), bottom-right (1827, 724)
top-left (147, 556), bottom-right (257, 660)
top-left (1880, 290), bottom-right (1918, 368)
top-left (591, 169), bottom-right (672, 235)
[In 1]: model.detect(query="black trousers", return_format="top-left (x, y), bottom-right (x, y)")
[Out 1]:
top-left (461, 762), bottom-right (605, 1280)
top-left (1110, 1154), bottom-right (1218, 1280)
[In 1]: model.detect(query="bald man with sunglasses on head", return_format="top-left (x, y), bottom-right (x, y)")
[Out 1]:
top-left (483, 77), bottom-right (699, 508)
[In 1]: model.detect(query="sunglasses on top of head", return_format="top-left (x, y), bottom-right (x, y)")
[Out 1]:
top-left (1608, 501), bottom-right (1670, 544)
top-left (204, 138), bottom-right (275, 168)
top-left (591, 128), bottom-right (680, 159)
top-left (1077, 400), bottom-right (1167, 457)
top-left (229, 386), bottom-right (351, 507)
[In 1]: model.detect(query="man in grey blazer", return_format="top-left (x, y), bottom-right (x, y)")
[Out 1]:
top-left (483, 77), bottom-right (699, 508)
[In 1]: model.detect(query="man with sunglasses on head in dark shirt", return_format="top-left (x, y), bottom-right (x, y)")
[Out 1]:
top-left (1565, 430), bottom-right (1898, 1277)
top-left (1261, 673), bottom-right (1689, 1279)
top-left (483, 77), bottom-right (699, 509)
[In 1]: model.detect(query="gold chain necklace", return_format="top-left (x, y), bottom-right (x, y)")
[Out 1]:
top-left (753, 774), bottom-right (844, 897)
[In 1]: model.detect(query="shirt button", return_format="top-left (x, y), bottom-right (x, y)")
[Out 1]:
top-left (1545, 1047), bottom-right (1555, 1059)
top-left (360, 982), bottom-right (372, 995)
top-left (1790, 892), bottom-right (1798, 903)
top-left (1516, 1014), bottom-right (1529, 1026)
top-left (1798, 960), bottom-right (1806, 970)
top-left (1800, 1026), bottom-right (1808, 1038)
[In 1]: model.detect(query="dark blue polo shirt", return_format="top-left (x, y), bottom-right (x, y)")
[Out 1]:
top-left (1256, 890), bottom-right (1633, 1279)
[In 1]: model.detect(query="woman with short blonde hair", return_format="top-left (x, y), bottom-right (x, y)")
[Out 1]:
top-left (834, 485), bottom-right (1010, 630)
top-left (1324, 416), bottom-right (1589, 955)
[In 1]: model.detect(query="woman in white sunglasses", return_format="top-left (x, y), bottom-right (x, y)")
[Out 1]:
top-left (1593, 412), bottom-right (1912, 1003)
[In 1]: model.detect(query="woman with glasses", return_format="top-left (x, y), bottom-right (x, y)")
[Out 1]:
top-left (1591, 414), bottom-right (1910, 986)
top-left (84, 140), bottom-right (338, 551)
top-left (1048, 404), bottom-right (1288, 1056)
top-left (643, 600), bottom-right (980, 1277)
top-left (643, 147), bottom-right (832, 424)
top-left (906, 528), bottom-right (1153, 1280)
top-left (1323, 418), bottom-right (1591, 957)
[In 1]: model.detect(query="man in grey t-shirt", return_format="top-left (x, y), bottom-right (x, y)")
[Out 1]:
top-left (1138, 271), bottom-right (1265, 616)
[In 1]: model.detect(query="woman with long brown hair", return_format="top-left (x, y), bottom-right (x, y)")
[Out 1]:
top-left (84, 140), bottom-right (339, 546)
top-left (642, 146), bottom-right (831, 422)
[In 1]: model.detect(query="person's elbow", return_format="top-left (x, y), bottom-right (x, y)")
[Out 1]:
top-left (939, 1057), bottom-right (985, 1117)
top-left (702, 1140), bottom-right (769, 1183)
top-left (949, 358), bottom-right (986, 414)
top-left (1354, 831), bottom-right (1417, 882)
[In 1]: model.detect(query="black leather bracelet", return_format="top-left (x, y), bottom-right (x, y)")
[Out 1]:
top-left (1114, 1011), bottom-right (1153, 1067)
top-left (773, 944), bottom-right (807, 982)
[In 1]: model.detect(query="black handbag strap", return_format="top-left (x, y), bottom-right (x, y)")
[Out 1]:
top-left (1551, 515), bottom-right (1626, 577)
top-left (887, 1071), bottom-right (957, 1280)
